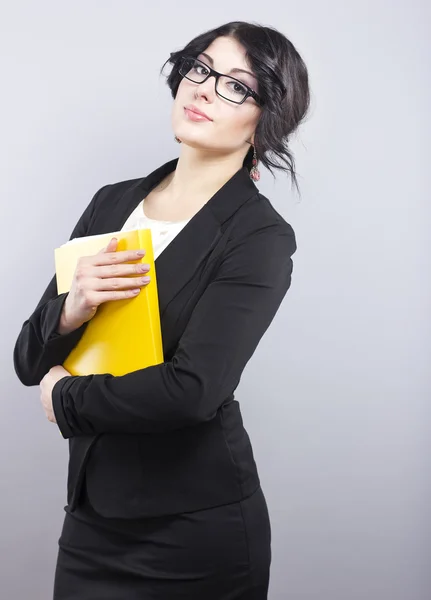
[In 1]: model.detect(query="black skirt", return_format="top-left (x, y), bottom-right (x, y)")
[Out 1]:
top-left (53, 481), bottom-right (271, 599)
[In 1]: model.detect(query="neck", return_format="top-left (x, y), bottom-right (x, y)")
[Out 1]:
top-left (165, 144), bottom-right (249, 208)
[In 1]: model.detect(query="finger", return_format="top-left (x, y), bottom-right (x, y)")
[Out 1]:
top-left (77, 238), bottom-right (120, 266)
top-left (97, 237), bottom-right (118, 254)
top-left (84, 285), bottom-right (150, 304)
top-left (92, 274), bottom-right (151, 292)
top-left (92, 248), bottom-right (147, 267)
top-left (93, 262), bottom-right (151, 280)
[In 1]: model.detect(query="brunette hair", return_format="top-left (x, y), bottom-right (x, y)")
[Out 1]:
top-left (162, 21), bottom-right (310, 194)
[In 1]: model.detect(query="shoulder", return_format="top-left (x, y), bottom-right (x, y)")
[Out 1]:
top-left (226, 190), bottom-right (297, 259)
top-left (82, 176), bottom-right (147, 230)
top-left (91, 175), bottom-right (145, 206)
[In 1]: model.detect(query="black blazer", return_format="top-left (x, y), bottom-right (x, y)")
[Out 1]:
top-left (13, 158), bottom-right (297, 519)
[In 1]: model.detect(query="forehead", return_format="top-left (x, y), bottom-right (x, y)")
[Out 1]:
top-left (200, 36), bottom-right (252, 72)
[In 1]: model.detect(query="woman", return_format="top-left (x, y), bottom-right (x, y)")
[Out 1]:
top-left (14, 20), bottom-right (309, 600)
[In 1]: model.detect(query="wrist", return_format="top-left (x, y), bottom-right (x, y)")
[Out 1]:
top-left (57, 298), bottom-right (81, 335)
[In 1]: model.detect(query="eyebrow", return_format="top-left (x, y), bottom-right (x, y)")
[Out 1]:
top-left (199, 52), bottom-right (257, 80)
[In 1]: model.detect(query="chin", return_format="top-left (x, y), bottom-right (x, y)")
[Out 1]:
top-left (172, 106), bottom-right (214, 149)
top-left (173, 127), bottom-right (216, 151)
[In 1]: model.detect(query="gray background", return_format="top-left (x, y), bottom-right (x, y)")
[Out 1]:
top-left (1, 1), bottom-right (430, 599)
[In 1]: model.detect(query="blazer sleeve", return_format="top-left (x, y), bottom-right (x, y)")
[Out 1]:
top-left (13, 185), bottom-right (110, 386)
top-left (52, 223), bottom-right (297, 438)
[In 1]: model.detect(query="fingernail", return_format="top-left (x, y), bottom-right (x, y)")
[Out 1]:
top-left (137, 250), bottom-right (146, 256)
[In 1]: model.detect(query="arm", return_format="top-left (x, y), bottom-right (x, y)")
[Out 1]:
top-left (13, 185), bottom-right (110, 386)
top-left (52, 224), bottom-right (297, 438)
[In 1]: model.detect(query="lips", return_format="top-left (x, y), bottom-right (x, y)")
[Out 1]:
top-left (184, 105), bottom-right (212, 122)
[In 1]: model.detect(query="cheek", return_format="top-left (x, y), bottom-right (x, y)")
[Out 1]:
top-left (175, 79), bottom-right (195, 105)
top-left (218, 105), bottom-right (260, 141)
top-left (171, 81), bottom-right (192, 121)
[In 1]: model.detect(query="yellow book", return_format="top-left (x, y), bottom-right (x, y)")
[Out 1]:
top-left (54, 228), bottom-right (164, 376)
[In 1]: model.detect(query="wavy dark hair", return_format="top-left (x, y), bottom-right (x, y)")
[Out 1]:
top-left (161, 21), bottom-right (310, 194)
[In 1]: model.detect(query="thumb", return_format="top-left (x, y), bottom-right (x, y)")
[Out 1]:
top-left (99, 237), bottom-right (118, 253)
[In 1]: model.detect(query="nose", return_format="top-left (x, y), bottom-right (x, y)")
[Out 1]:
top-left (195, 75), bottom-right (217, 103)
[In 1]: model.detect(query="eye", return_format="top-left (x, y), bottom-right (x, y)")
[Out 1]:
top-left (227, 80), bottom-right (248, 96)
top-left (194, 63), bottom-right (209, 76)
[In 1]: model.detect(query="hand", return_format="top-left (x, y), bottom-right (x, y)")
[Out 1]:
top-left (59, 237), bottom-right (151, 334)
top-left (40, 365), bottom-right (71, 423)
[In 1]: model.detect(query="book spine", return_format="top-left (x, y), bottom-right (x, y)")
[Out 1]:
top-left (138, 228), bottom-right (163, 363)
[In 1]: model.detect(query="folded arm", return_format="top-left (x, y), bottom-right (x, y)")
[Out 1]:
top-left (52, 224), bottom-right (297, 438)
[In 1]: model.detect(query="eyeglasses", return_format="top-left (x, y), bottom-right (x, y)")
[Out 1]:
top-left (177, 56), bottom-right (262, 106)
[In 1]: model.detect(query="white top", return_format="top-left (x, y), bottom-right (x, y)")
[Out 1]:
top-left (121, 198), bottom-right (191, 260)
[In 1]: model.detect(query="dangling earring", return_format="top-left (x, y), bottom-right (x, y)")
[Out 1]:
top-left (174, 136), bottom-right (182, 143)
top-left (250, 145), bottom-right (260, 181)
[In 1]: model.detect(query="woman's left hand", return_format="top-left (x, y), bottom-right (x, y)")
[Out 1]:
top-left (40, 365), bottom-right (71, 423)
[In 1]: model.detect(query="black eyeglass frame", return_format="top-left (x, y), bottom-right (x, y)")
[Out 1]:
top-left (177, 55), bottom-right (263, 106)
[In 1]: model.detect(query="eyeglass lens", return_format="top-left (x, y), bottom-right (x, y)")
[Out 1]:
top-left (179, 58), bottom-right (250, 103)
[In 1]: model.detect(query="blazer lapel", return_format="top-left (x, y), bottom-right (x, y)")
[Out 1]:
top-left (152, 159), bottom-right (259, 319)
